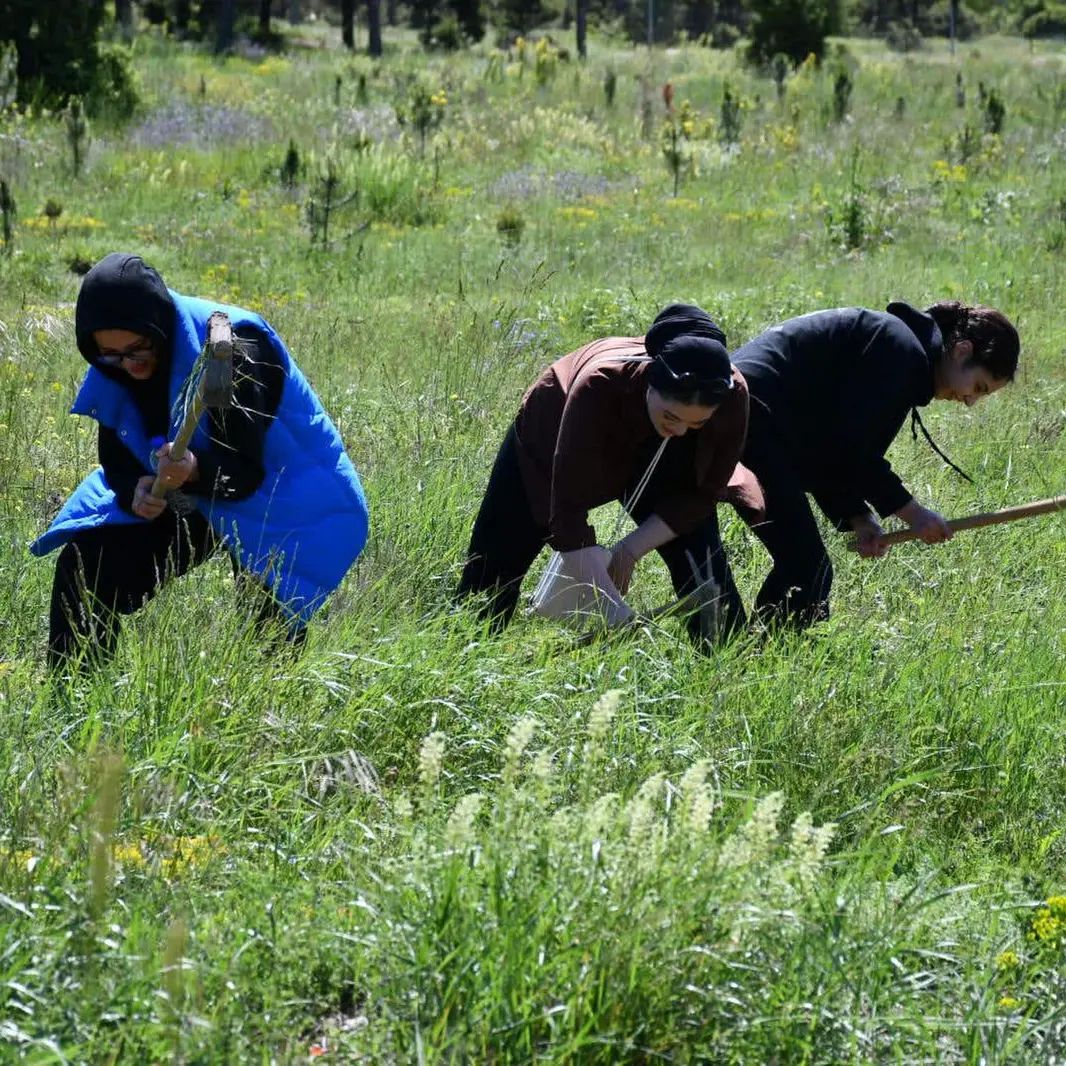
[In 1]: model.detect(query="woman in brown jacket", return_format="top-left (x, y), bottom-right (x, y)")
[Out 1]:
top-left (456, 304), bottom-right (762, 643)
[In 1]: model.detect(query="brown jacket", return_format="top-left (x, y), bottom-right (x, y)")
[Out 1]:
top-left (513, 336), bottom-right (761, 552)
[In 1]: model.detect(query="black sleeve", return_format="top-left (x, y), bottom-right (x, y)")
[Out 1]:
top-left (185, 325), bottom-right (286, 503)
top-left (817, 325), bottom-right (922, 527)
top-left (99, 425), bottom-right (150, 514)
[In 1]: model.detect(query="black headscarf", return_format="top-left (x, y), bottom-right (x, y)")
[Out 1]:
top-left (645, 303), bottom-right (733, 399)
top-left (74, 252), bottom-right (176, 435)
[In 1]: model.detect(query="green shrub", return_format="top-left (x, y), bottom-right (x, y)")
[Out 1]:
top-left (747, 0), bottom-right (843, 65)
top-left (89, 43), bottom-right (141, 121)
top-left (886, 18), bottom-right (923, 52)
top-left (1022, 2), bottom-right (1066, 38)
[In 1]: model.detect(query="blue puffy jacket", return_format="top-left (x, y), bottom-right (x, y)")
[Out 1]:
top-left (31, 292), bottom-right (370, 623)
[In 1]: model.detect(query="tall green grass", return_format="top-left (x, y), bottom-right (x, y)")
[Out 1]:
top-left (0, 25), bottom-right (1063, 1061)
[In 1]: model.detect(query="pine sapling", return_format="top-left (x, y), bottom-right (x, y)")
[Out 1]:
top-left (65, 97), bottom-right (89, 177)
top-left (0, 178), bottom-right (15, 254)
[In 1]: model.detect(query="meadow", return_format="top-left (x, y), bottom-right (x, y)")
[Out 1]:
top-left (0, 22), bottom-right (1064, 1062)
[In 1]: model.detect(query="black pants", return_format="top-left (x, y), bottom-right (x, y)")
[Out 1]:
top-left (741, 422), bottom-right (833, 631)
top-left (48, 510), bottom-right (300, 669)
top-left (456, 426), bottom-right (745, 645)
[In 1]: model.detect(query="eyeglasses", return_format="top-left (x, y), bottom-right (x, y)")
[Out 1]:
top-left (655, 357), bottom-right (734, 398)
top-left (95, 341), bottom-right (155, 367)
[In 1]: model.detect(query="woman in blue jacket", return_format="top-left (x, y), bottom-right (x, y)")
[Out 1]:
top-left (34, 253), bottom-right (369, 668)
top-left (730, 300), bottom-right (1019, 630)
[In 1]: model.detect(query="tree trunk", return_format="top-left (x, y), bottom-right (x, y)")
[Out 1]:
top-left (259, 0), bottom-right (271, 35)
top-left (387, 0), bottom-right (398, 25)
top-left (341, 0), bottom-right (356, 48)
top-left (576, 0), bottom-right (587, 57)
top-left (175, 0), bottom-right (192, 34)
top-left (367, 0), bottom-right (383, 55)
top-left (216, 0), bottom-right (237, 52)
top-left (288, 0), bottom-right (302, 22)
top-left (115, 0), bottom-right (134, 36)
top-left (949, 0), bottom-right (958, 52)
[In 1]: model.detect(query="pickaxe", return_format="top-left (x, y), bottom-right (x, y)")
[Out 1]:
top-left (150, 312), bottom-right (235, 499)
top-left (845, 495), bottom-right (1066, 552)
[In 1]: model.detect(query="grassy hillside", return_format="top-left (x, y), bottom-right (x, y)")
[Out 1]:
top-left (0, 27), bottom-right (1064, 1061)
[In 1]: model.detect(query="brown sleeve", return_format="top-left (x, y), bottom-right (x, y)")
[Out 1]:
top-left (651, 378), bottom-right (750, 535)
top-left (547, 369), bottom-right (618, 551)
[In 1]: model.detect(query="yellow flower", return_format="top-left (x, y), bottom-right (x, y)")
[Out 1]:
top-left (932, 159), bottom-right (967, 184)
top-left (994, 950), bottom-right (1020, 971)
top-left (1028, 900), bottom-right (1065, 946)
top-left (1, 848), bottom-right (37, 871)
top-left (112, 842), bottom-right (147, 868)
top-left (998, 995), bottom-right (1021, 1010)
top-left (557, 206), bottom-right (597, 221)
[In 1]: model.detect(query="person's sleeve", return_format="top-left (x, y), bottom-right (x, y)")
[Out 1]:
top-left (185, 326), bottom-right (286, 503)
top-left (817, 330), bottom-right (921, 526)
top-left (718, 462), bottom-right (766, 524)
top-left (548, 370), bottom-right (617, 552)
top-left (653, 387), bottom-right (749, 535)
top-left (98, 425), bottom-right (148, 514)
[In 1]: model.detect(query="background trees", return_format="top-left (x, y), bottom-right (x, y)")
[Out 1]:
top-left (1, 0), bottom-right (1062, 111)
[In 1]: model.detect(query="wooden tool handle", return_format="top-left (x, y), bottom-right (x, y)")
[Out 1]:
top-left (846, 495), bottom-right (1066, 551)
top-left (149, 314), bottom-right (234, 499)
top-left (149, 394), bottom-right (205, 498)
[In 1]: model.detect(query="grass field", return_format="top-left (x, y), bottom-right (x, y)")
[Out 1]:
top-left (0, 23), bottom-right (1064, 1062)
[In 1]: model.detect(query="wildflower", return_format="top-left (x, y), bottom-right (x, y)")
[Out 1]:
top-left (627, 772), bottom-right (665, 863)
top-left (932, 159), bottom-right (968, 184)
top-left (419, 731), bottom-right (446, 794)
top-left (994, 950), bottom-right (1020, 971)
top-left (587, 689), bottom-right (621, 750)
top-left (719, 791), bottom-right (786, 870)
top-left (1028, 900), bottom-right (1065, 947)
top-left (530, 749), bottom-right (554, 787)
top-left (787, 810), bottom-right (836, 889)
top-left (445, 793), bottom-right (483, 850)
top-left (502, 716), bottom-right (537, 786)
top-left (112, 841), bottom-right (147, 868)
top-left (679, 760), bottom-right (716, 835)
top-left (1, 849), bottom-right (38, 872)
top-left (998, 995), bottom-right (1021, 1010)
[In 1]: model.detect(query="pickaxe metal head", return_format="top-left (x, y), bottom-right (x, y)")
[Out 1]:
top-left (201, 311), bottom-right (234, 410)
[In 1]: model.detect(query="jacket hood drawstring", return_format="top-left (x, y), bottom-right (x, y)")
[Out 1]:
top-left (910, 407), bottom-right (974, 483)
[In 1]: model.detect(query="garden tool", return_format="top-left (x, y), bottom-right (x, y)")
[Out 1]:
top-left (569, 563), bottom-right (724, 650)
top-left (150, 312), bottom-right (234, 499)
top-left (845, 494), bottom-right (1066, 551)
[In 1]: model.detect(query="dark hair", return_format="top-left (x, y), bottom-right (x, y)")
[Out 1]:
top-left (926, 301), bottom-right (1019, 382)
top-left (645, 303), bottom-right (733, 406)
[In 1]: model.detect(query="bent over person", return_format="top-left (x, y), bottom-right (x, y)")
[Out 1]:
top-left (729, 300), bottom-right (1020, 630)
top-left (33, 253), bottom-right (370, 668)
top-left (456, 304), bottom-right (764, 644)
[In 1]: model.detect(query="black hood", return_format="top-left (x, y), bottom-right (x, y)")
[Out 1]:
top-left (886, 301), bottom-right (943, 399)
top-left (887, 301), bottom-right (973, 482)
top-left (75, 253), bottom-right (176, 373)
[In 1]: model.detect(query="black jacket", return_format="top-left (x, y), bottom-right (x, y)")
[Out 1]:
top-left (732, 302), bottom-right (941, 528)
top-left (75, 253), bottom-right (285, 513)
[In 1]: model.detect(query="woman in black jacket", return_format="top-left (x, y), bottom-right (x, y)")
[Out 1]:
top-left (729, 300), bottom-right (1020, 629)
